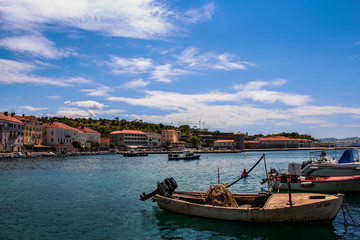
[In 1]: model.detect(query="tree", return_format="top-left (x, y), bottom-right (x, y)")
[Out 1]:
top-left (72, 140), bottom-right (81, 150)
top-left (187, 136), bottom-right (201, 147)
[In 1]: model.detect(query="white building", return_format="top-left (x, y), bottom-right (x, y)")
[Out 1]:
top-left (43, 122), bottom-right (79, 152)
top-left (213, 140), bottom-right (234, 150)
top-left (77, 126), bottom-right (100, 148)
top-left (110, 130), bottom-right (147, 148)
top-left (145, 132), bottom-right (162, 148)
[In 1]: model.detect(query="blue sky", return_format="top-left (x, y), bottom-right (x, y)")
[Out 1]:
top-left (0, 0), bottom-right (360, 138)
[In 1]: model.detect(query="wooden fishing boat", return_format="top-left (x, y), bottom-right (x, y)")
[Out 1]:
top-left (154, 190), bottom-right (343, 223)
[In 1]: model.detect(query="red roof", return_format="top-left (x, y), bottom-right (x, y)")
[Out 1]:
top-left (43, 122), bottom-right (78, 131)
top-left (77, 126), bottom-right (99, 133)
top-left (0, 112), bottom-right (24, 124)
top-left (244, 140), bottom-right (259, 143)
top-left (258, 136), bottom-right (298, 141)
top-left (110, 130), bottom-right (145, 135)
top-left (214, 140), bottom-right (234, 143)
top-left (235, 131), bottom-right (244, 135)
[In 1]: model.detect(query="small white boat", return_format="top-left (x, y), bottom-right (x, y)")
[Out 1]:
top-left (301, 148), bottom-right (360, 177)
top-left (168, 151), bottom-right (200, 160)
top-left (140, 178), bottom-right (344, 223)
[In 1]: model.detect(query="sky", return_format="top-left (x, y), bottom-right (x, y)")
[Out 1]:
top-left (0, 0), bottom-right (360, 139)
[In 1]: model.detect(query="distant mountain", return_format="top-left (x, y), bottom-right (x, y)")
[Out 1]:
top-left (319, 137), bottom-right (360, 142)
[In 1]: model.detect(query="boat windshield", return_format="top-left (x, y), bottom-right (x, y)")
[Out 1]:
top-left (310, 148), bottom-right (359, 162)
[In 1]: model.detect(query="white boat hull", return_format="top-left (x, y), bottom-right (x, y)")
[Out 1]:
top-left (301, 163), bottom-right (360, 177)
top-left (272, 177), bottom-right (360, 193)
top-left (155, 192), bottom-right (343, 222)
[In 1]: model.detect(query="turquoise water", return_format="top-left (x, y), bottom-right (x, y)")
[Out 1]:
top-left (1, 151), bottom-right (359, 240)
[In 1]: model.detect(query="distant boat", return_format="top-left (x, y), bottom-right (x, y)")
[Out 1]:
top-left (168, 151), bottom-right (200, 160)
top-left (123, 149), bottom-right (148, 157)
top-left (301, 148), bottom-right (360, 177)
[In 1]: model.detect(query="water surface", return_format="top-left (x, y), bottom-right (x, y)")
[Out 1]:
top-left (0, 151), bottom-right (359, 239)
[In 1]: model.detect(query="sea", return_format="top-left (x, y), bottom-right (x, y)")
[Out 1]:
top-left (1, 150), bottom-right (359, 240)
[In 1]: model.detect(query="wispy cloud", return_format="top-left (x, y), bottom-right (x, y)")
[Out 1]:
top-left (120, 79), bottom-right (150, 89)
top-left (0, 35), bottom-right (75, 59)
top-left (53, 107), bottom-right (125, 118)
top-left (18, 105), bottom-right (48, 111)
top-left (234, 79), bottom-right (311, 106)
top-left (177, 47), bottom-right (254, 70)
top-left (80, 84), bottom-right (113, 97)
top-left (107, 56), bottom-right (153, 75)
top-left (47, 95), bottom-right (60, 100)
top-left (0, 0), bottom-right (212, 40)
top-left (64, 100), bottom-right (108, 110)
top-left (150, 64), bottom-right (190, 82)
top-left (181, 3), bottom-right (215, 24)
top-left (0, 59), bottom-right (91, 86)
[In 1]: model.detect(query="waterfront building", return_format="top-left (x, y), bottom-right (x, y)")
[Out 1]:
top-left (161, 129), bottom-right (181, 147)
top-left (213, 139), bottom-right (234, 150)
top-left (234, 131), bottom-right (245, 150)
top-left (0, 112), bottom-right (24, 152)
top-left (145, 132), bottom-right (162, 148)
top-left (110, 130), bottom-right (147, 148)
top-left (43, 122), bottom-right (79, 152)
top-left (77, 125), bottom-right (100, 148)
top-left (15, 115), bottom-right (44, 151)
top-left (77, 129), bottom-right (85, 148)
top-left (244, 140), bottom-right (260, 149)
top-left (100, 135), bottom-right (110, 149)
top-left (256, 136), bottom-right (309, 148)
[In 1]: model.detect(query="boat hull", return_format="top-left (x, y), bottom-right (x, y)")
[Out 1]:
top-left (301, 163), bottom-right (360, 177)
top-left (272, 176), bottom-right (360, 193)
top-left (168, 155), bottom-right (200, 160)
top-left (155, 192), bottom-right (343, 222)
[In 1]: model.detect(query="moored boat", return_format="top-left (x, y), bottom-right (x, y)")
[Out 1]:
top-left (269, 174), bottom-right (360, 193)
top-left (301, 148), bottom-right (360, 177)
top-left (123, 149), bottom-right (148, 157)
top-left (168, 151), bottom-right (200, 160)
top-left (140, 177), bottom-right (344, 223)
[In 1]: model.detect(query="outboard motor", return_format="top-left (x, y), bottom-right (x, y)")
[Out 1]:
top-left (140, 177), bottom-right (178, 201)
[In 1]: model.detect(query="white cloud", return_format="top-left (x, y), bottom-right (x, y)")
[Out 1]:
top-left (80, 85), bottom-right (113, 97)
top-left (234, 80), bottom-right (312, 106)
top-left (64, 100), bottom-right (108, 110)
top-left (18, 106), bottom-right (48, 111)
top-left (47, 95), bottom-right (60, 100)
top-left (0, 35), bottom-right (74, 59)
top-left (0, 0), bottom-right (188, 40)
top-left (120, 79), bottom-right (150, 89)
top-left (107, 56), bottom-right (153, 75)
top-left (177, 47), bottom-right (254, 70)
top-left (54, 108), bottom-right (96, 118)
top-left (53, 107), bottom-right (125, 118)
top-left (150, 64), bottom-right (189, 82)
top-left (181, 3), bottom-right (215, 24)
top-left (0, 59), bottom-right (91, 86)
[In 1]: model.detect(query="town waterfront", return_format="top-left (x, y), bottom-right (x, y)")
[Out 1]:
top-left (1, 151), bottom-right (359, 240)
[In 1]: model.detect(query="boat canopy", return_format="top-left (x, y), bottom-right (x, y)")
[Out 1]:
top-left (338, 149), bottom-right (354, 164)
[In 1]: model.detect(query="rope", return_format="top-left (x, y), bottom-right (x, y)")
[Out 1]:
top-left (226, 154), bottom-right (265, 188)
top-left (343, 199), bottom-right (359, 227)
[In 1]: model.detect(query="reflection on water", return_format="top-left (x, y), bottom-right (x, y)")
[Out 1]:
top-left (155, 209), bottom-right (341, 240)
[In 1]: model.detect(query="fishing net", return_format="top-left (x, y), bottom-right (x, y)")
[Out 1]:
top-left (204, 184), bottom-right (239, 208)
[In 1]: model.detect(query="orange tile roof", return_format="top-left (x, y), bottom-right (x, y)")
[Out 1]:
top-left (0, 112), bottom-right (24, 124)
top-left (110, 130), bottom-right (145, 135)
top-left (44, 122), bottom-right (78, 131)
top-left (77, 126), bottom-right (99, 133)
top-left (244, 140), bottom-right (259, 143)
top-left (258, 136), bottom-right (298, 141)
top-left (235, 131), bottom-right (244, 135)
top-left (214, 140), bottom-right (234, 143)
